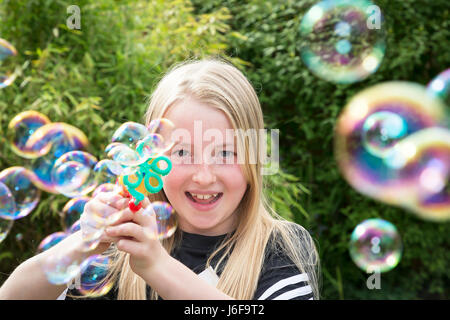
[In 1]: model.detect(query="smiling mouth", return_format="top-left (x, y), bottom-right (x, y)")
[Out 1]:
top-left (185, 192), bottom-right (223, 204)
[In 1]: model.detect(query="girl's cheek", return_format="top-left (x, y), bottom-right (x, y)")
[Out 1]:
top-left (162, 165), bottom-right (186, 188)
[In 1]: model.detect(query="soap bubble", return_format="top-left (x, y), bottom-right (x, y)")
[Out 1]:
top-left (29, 123), bottom-right (89, 194)
top-left (111, 122), bottom-right (149, 149)
top-left (61, 197), bottom-right (90, 231)
top-left (78, 193), bottom-right (123, 252)
top-left (109, 122), bottom-right (151, 167)
top-left (15, 233), bottom-right (23, 241)
top-left (0, 217), bottom-right (13, 244)
top-left (427, 68), bottom-right (450, 107)
top-left (0, 167), bottom-right (41, 220)
top-left (384, 127), bottom-right (449, 221)
top-left (42, 251), bottom-right (84, 285)
top-left (143, 201), bottom-right (177, 240)
top-left (93, 159), bottom-right (119, 185)
top-left (0, 181), bottom-right (16, 220)
top-left (335, 82), bottom-right (448, 207)
top-left (147, 118), bottom-right (176, 153)
top-left (349, 218), bottom-right (402, 273)
top-left (79, 217), bottom-right (104, 252)
top-left (41, 236), bottom-right (102, 285)
top-left (76, 255), bottom-right (114, 297)
top-left (106, 142), bottom-right (143, 167)
top-left (25, 122), bottom-right (89, 159)
top-left (7, 110), bottom-right (51, 159)
top-left (299, 0), bottom-right (385, 83)
top-left (362, 111), bottom-right (408, 158)
top-left (136, 133), bottom-right (165, 158)
top-left (37, 232), bottom-right (68, 253)
top-left (0, 38), bottom-right (18, 89)
top-left (51, 151), bottom-right (98, 198)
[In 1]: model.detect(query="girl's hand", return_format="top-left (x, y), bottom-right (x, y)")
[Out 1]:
top-left (79, 191), bottom-right (129, 255)
top-left (105, 199), bottom-right (167, 277)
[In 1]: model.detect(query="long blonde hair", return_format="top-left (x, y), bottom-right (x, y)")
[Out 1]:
top-left (103, 58), bottom-right (320, 300)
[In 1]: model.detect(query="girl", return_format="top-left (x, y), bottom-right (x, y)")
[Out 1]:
top-left (0, 58), bottom-right (320, 300)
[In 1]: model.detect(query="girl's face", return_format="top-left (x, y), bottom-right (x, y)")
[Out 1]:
top-left (161, 97), bottom-right (248, 236)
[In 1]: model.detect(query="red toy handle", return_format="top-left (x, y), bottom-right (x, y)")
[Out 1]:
top-left (128, 200), bottom-right (142, 212)
top-left (117, 185), bottom-right (142, 212)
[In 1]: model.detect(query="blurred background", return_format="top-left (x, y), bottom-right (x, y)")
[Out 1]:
top-left (0, 0), bottom-right (448, 299)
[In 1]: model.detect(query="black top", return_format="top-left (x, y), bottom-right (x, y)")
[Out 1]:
top-left (65, 228), bottom-right (314, 300)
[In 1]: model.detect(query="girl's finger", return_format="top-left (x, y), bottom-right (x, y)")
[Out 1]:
top-left (108, 208), bottom-right (135, 226)
top-left (141, 197), bottom-right (151, 209)
top-left (95, 191), bottom-right (129, 211)
top-left (132, 205), bottom-right (157, 229)
top-left (84, 199), bottom-right (117, 220)
top-left (115, 238), bottom-right (142, 257)
top-left (131, 207), bottom-right (160, 240)
top-left (106, 222), bottom-right (145, 242)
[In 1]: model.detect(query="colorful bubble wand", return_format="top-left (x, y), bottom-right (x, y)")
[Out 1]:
top-left (116, 146), bottom-right (172, 212)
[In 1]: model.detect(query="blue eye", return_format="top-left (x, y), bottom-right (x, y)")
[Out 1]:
top-left (173, 149), bottom-right (189, 157)
top-left (220, 151), bottom-right (235, 157)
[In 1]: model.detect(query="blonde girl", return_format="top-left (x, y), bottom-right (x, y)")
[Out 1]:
top-left (0, 58), bottom-right (320, 300)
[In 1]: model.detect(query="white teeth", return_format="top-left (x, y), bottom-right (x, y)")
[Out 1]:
top-left (190, 193), bottom-right (218, 200)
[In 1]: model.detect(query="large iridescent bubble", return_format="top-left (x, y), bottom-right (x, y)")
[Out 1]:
top-left (299, 0), bottom-right (385, 83)
top-left (335, 82), bottom-right (448, 220)
top-left (0, 38), bottom-right (18, 89)
top-left (349, 218), bottom-right (402, 273)
top-left (0, 167), bottom-right (41, 220)
top-left (51, 151), bottom-right (98, 197)
top-left (7, 111), bottom-right (52, 159)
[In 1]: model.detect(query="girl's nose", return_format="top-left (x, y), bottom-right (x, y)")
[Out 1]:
top-left (192, 163), bottom-right (217, 185)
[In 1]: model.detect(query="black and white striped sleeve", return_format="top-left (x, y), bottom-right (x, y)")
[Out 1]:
top-left (253, 251), bottom-right (314, 300)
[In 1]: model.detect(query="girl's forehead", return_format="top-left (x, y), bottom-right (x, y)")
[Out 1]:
top-left (164, 98), bottom-right (234, 132)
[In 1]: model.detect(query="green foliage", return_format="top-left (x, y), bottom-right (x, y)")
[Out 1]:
top-left (0, 0), bottom-right (449, 300)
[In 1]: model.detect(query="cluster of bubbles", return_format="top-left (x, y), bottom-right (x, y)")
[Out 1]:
top-left (299, 0), bottom-right (385, 84)
top-left (299, 1), bottom-right (449, 274)
top-left (1, 108), bottom-right (178, 297)
top-left (337, 77), bottom-right (449, 273)
top-left (335, 81), bottom-right (449, 222)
